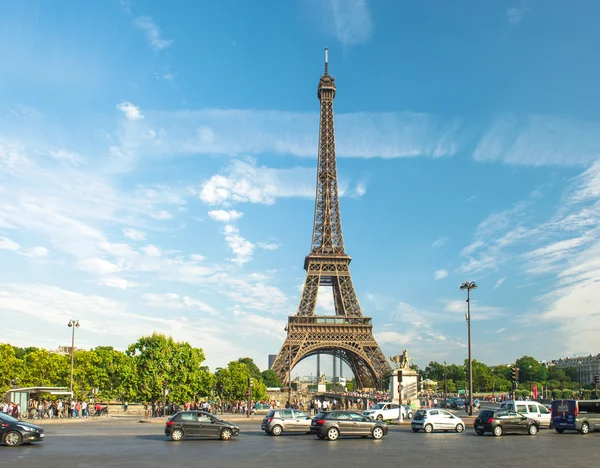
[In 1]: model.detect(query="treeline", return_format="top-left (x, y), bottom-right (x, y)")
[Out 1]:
top-left (418, 356), bottom-right (596, 398)
top-left (0, 333), bottom-right (282, 403)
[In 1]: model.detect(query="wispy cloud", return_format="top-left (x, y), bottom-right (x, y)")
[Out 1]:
top-left (506, 8), bottom-right (529, 26)
top-left (143, 292), bottom-right (218, 315)
top-left (133, 16), bottom-right (173, 51)
top-left (493, 277), bottom-right (506, 289)
top-left (329, 0), bottom-right (373, 45)
top-left (435, 269), bottom-right (448, 280)
top-left (114, 109), bottom-right (464, 161)
top-left (431, 237), bottom-right (448, 248)
top-left (116, 101), bottom-right (144, 121)
top-left (474, 115), bottom-right (600, 167)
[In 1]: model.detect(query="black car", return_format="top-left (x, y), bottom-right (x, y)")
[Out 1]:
top-left (310, 411), bottom-right (388, 441)
top-left (474, 409), bottom-right (539, 437)
top-left (0, 412), bottom-right (45, 447)
top-left (165, 411), bottom-right (239, 441)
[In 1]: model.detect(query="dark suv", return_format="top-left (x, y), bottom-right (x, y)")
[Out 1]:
top-left (474, 409), bottom-right (539, 436)
top-left (310, 411), bottom-right (387, 441)
top-left (551, 399), bottom-right (600, 434)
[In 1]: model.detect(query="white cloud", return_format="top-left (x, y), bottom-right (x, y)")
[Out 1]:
top-left (21, 246), bottom-right (49, 258)
top-left (133, 16), bottom-right (173, 51)
top-left (231, 309), bottom-right (287, 340)
top-left (0, 236), bottom-right (20, 251)
top-left (49, 149), bottom-right (82, 164)
top-left (122, 228), bottom-right (146, 241)
top-left (257, 241), bottom-right (280, 250)
top-left (506, 8), bottom-right (529, 26)
top-left (493, 277), bottom-right (506, 290)
top-left (141, 244), bottom-right (161, 257)
top-left (474, 115), bottom-right (600, 167)
top-left (77, 258), bottom-right (121, 275)
top-left (98, 276), bottom-right (138, 289)
top-left (151, 210), bottom-right (173, 220)
top-left (444, 300), bottom-right (503, 321)
top-left (143, 293), bottom-right (218, 315)
top-left (115, 109), bottom-right (463, 160)
top-left (495, 327), bottom-right (506, 333)
top-left (431, 237), bottom-right (448, 248)
top-left (223, 225), bottom-right (254, 264)
top-left (434, 269), bottom-right (448, 280)
top-left (329, 0), bottom-right (373, 45)
top-left (374, 331), bottom-right (413, 344)
top-left (208, 209), bottom-right (243, 223)
top-left (116, 101), bottom-right (144, 121)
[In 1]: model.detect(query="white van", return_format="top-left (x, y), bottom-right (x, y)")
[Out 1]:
top-left (500, 401), bottom-right (550, 427)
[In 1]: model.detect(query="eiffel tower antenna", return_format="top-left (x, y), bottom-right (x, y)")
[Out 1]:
top-left (271, 51), bottom-right (391, 391)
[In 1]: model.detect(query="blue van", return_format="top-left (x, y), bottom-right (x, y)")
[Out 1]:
top-left (551, 399), bottom-right (600, 434)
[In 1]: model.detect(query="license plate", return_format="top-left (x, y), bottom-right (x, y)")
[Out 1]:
top-left (40, 434), bottom-right (45, 438)
top-left (476, 426), bottom-right (483, 429)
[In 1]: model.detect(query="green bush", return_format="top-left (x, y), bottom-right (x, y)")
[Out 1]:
top-left (561, 389), bottom-right (574, 399)
top-left (551, 389), bottom-right (562, 399)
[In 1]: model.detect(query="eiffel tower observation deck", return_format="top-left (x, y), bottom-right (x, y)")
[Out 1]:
top-left (270, 50), bottom-right (392, 390)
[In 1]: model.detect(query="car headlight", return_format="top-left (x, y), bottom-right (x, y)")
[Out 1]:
top-left (19, 425), bottom-right (34, 432)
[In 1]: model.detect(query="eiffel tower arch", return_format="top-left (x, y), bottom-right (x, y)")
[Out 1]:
top-left (271, 50), bottom-right (392, 390)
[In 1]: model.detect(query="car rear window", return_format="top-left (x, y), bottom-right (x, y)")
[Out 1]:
top-left (479, 410), bottom-right (494, 419)
top-left (314, 412), bottom-right (328, 419)
top-left (266, 410), bottom-right (275, 418)
top-left (413, 410), bottom-right (426, 420)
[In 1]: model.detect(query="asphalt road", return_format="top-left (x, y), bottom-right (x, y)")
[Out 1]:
top-left (1, 417), bottom-right (598, 468)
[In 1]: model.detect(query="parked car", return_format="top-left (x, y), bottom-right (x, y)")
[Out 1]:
top-left (310, 411), bottom-right (388, 440)
top-left (474, 409), bottom-right (539, 436)
top-left (551, 399), bottom-right (600, 434)
top-left (500, 400), bottom-right (551, 427)
top-left (261, 409), bottom-right (312, 435)
top-left (165, 411), bottom-right (239, 441)
top-left (252, 404), bottom-right (273, 416)
top-left (363, 402), bottom-right (405, 421)
top-left (0, 412), bottom-right (45, 447)
top-left (411, 409), bottom-right (465, 433)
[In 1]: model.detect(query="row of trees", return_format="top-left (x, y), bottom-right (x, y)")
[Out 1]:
top-left (0, 333), bottom-right (282, 403)
top-left (417, 355), bottom-right (596, 396)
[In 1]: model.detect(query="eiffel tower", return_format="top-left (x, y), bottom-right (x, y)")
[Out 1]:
top-left (271, 49), bottom-right (391, 390)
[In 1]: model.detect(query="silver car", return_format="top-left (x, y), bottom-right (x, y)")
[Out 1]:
top-left (411, 408), bottom-right (465, 433)
top-left (261, 409), bottom-right (312, 436)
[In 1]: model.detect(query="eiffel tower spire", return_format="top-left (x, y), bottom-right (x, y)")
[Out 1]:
top-left (271, 50), bottom-right (391, 390)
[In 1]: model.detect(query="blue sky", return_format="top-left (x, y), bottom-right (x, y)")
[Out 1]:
top-left (1, 0), bottom-right (600, 379)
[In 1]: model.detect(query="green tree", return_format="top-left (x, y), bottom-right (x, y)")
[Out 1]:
top-left (238, 358), bottom-right (262, 380)
top-left (20, 349), bottom-right (69, 388)
top-left (515, 356), bottom-right (547, 384)
top-left (261, 370), bottom-right (282, 388)
top-left (0, 344), bottom-right (22, 393)
top-left (126, 333), bottom-right (213, 403)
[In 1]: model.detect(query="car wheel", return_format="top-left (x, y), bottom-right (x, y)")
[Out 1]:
top-left (3, 431), bottom-right (22, 447)
top-left (220, 428), bottom-right (233, 441)
top-left (412, 428), bottom-right (420, 433)
top-left (407, 412), bottom-right (413, 419)
top-left (170, 429), bottom-right (183, 441)
top-left (271, 425), bottom-right (283, 436)
top-left (493, 425), bottom-right (503, 437)
top-left (455, 423), bottom-right (464, 433)
top-left (580, 422), bottom-right (590, 435)
top-left (424, 424), bottom-right (433, 433)
top-left (326, 427), bottom-right (339, 441)
top-left (528, 425), bottom-right (538, 436)
top-left (555, 428), bottom-right (565, 434)
top-left (376, 414), bottom-right (383, 421)
top-left (372, 427), bottom-right (384, 440)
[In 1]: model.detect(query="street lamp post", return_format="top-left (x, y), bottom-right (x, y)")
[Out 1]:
top-left (284, 325), bottom-right (291, 406)
top-left (67, 320), bottom-right (80, 395)
top-left (529, 365), bottom-right (533, 398)
top-left (578, 360), bottom-right (582, 397)
top-left (460, 281), bottom-right (477, 416)
top-left (443, 361), bottom-right (447, 409)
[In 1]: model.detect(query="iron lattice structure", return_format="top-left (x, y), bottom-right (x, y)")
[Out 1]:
top-left (271, 51), bottom-right (391, 390)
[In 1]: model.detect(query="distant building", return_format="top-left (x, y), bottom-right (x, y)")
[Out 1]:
top-left (551, 354), bottom-right (600, 385)
top-left (268, 354), bottom-right (277, 370)
top-left (55, 346), bottom-right (78, 355)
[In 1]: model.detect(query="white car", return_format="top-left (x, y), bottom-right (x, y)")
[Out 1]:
top-left (500, 401), bottom-right (551, 427)
top-left (363, 402), bottom-right (405, 421)
top-left (411, 408), bottom-right (465, 433)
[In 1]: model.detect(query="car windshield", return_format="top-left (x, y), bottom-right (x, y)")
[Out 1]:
top-left (0, 412), bottom-right (19, 422)
top-left (371, 404), bottom-right (385, 410)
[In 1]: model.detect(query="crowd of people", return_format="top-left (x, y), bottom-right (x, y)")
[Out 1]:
top-left (0, 399), bottom-right (109, 419)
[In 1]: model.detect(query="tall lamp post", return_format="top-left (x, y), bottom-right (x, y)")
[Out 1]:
top-left (578, 360), bottom-right (582, 397)
top-left (460, 281), bottom-right (477, 416)
top-left (443, 361), bottom-right (447, 409)
top-left (528, 365), bottom-right (533, 398)
top-left (284, 325), bottom-right (291, 406)
top-left (67, 319), bottom-right (80, 395)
